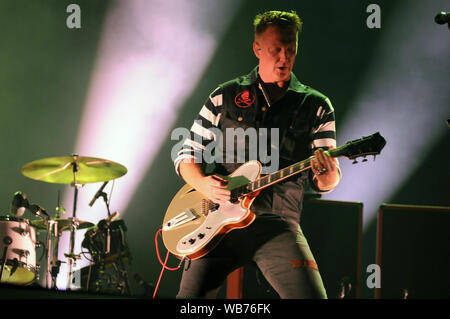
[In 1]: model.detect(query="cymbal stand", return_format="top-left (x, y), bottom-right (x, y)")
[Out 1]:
top-left (65, 155), bottom-right (81, 290)
top-left (44, 217), bottom-right (56, 289)
top-left (50, 220), bottom-right (62, 289)
top-left (50, 195), bottom-right (65, 289)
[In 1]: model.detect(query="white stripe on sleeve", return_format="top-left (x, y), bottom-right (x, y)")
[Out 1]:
top-left (313, 120), bottom-right (335, 134)
top-left (311, 138), bottom-right (337, 148)
top-left (199, 105), bottom-right (221, 127)
top-left (191, 121), bottom-right (216, 141)
top-left (210, 93), bottom-right (223, 107)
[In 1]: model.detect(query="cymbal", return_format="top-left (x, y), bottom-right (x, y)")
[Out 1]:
top-left (21, 155), bottom-right (127, 184)
top-left (32, 218), bottom-right (94, 231)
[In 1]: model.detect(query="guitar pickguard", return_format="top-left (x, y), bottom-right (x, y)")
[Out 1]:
top-left (176, 200), bottom-right (248, 255)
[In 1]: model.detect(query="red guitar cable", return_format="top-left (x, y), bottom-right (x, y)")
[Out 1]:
top-left (153, 228), bottom-right (184, 298)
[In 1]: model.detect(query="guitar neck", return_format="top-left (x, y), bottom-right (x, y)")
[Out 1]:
top-left (232, 149), bottom-right (343, 198)
top-left (251, 158), bottom-right (312, 192)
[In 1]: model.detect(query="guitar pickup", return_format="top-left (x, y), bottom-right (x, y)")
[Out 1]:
top-left (163, 208), bottom-right (199, 231)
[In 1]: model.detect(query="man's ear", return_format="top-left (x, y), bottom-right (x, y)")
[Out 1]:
top-left (253, 41), bottom-right (261, 59)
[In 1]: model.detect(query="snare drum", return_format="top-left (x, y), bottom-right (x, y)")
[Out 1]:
top-left (0, 216), bottom-right (37, 285)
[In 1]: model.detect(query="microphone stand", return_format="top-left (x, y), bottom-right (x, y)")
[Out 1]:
top-left (99, 190), bottom-right (111, 255)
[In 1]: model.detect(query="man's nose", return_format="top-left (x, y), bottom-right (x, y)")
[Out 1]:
top-left (279, 48), bottom-right (290, 62)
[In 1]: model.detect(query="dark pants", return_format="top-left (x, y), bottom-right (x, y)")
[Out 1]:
top-left (176, 215), bottom-right (327, 299)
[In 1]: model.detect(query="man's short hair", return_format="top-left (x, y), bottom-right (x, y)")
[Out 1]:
top-left (253, 10), bottom-right (302, 36)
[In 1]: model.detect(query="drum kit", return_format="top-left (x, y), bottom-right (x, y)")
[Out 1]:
top-left (0, 153), bottom-right (131, 294)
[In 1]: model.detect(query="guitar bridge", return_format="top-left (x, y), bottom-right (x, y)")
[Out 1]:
top-left (163, 208), bottom-right (199, 231)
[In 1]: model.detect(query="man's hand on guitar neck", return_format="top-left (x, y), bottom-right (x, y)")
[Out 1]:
top-left (310, 146), bottom-right (341, 192)
top-left (179, 159), bottom-right (231, 204)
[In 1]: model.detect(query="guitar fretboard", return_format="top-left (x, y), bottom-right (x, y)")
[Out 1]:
top-left (231, 157), bottom-right (313, 199)
top-left (229, 146), bottom-right (346, 199)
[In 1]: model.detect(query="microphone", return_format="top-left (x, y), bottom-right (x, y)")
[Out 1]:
top-left (435, 12), bottom-right (450, 24)
top-left (10, 191), bottom-right (29, 217)
top-left (28, 204), bottom-right (50, 218)
top-left (89, 181), bottom-right (109, 207)
top-left (10, 191), bottom-right (49, 218)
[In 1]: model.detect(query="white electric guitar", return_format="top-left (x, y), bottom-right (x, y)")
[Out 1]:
top-left (162, 132), bottom-right (386, 260)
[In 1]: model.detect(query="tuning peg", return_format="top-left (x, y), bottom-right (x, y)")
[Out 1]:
top-left (352, 159), bottom-right (358, 164)
top-left (362, 157), bottom-right (368, 162)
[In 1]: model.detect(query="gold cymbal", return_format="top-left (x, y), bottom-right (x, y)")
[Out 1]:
top-left (21, 155), bottom-right (127, 184)
top-left (32, 218), bottom-right (94, 231)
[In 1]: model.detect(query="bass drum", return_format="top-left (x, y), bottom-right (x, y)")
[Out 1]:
top-left (0, 216), bottom-right (37, 285)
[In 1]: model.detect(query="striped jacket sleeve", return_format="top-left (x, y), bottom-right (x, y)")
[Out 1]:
top-left (174, 87), bottom-right (223, 175)
top-left (309, 97), bottom-right (341, 193)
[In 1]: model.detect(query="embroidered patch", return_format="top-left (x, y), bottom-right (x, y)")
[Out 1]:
top-left (234, 90), bottom-right (255, 108)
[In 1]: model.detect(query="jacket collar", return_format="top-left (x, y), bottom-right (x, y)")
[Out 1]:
top-left (242, 66), bottom-right (308, 94)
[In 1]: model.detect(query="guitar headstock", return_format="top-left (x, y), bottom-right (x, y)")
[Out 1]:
top-left (330, 132), bottom-right (386, 161)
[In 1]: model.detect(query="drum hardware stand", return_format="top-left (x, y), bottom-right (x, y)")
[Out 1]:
top-left (9, 258), bottom-right (19, 278)
top-left (0, 236), bottom-right (12, 282)
top-left (338, 277), bottom-right (352, 299)
top-left (47, 218), bottom-right (64, 290)
top-left (50, 236), bottom-right (63, 289)
top-left (50, 260), bottom-right (62, 288)
top-left (86, 189), bottom-right (131, 295)
top-left (100, 190), bottom-right (112, 254)
top-left (65, 217), bottom-right (82, 290)
top-left (66, 154), bottom-right (83, 290)
top-left (50, 193), bottom-right (65, 289)
top-left (110, 262), bottom-right (128, 295)
top-left (44, 218), bottom-right (56, 289)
